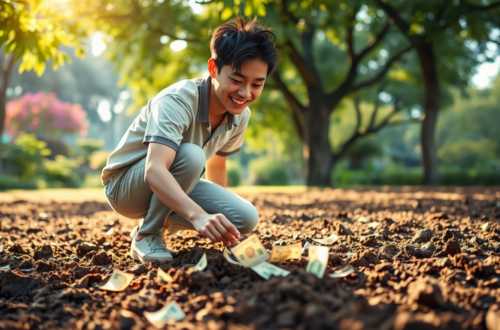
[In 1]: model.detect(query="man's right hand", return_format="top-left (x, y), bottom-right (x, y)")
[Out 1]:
top-left (191, 213), bottom-right (241, 246)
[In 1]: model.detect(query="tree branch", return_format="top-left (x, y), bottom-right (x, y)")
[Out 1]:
top-left (463, 0), bottom-right (500, 11)
top-left (357, 22), bottom-right (391, 61)
top-left (271, 71), bottom-right (306, 143)
top-left (368, 85), bottom-right (385, 130)
top-left (0, 53), bottom-right (15, 96)
top-left (285, 39), bottom-right (320, 88)
top-left (346, 16), bottom-right (356, 64)
top-left (375, 0), bottom-right (410, 34)
top-left (351, 44), bottom-right (412, 92)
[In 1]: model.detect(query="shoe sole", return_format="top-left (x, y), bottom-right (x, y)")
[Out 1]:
top-left (130, 250), bottom-right (173, 263)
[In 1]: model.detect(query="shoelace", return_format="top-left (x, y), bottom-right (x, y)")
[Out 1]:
top-left (146, 235), bottom-right (168, 253)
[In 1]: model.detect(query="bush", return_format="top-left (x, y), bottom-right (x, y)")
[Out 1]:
top-left (248, 158), bottom-right (288, 186)
top-left (0, 174), bottom-right (40, 190)
top-left (2, 134), bottom-right (51, 180)
top-left (89, 150), bottom-right (111, 171)
top-left (77, 138), bottom-right (104, 163)
top-left (226, 160), bottom-right (242, 187)
top-left (42, 155), bottom-right (81, 188)
top-left (438, 139), bottom-right (497, 169)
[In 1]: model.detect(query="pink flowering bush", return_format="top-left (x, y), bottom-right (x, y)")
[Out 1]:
top-left (5, 91), bottom-right (88, 139)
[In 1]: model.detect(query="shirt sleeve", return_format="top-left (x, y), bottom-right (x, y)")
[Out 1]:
top-left (143, 95), bottom-right (192, 152)
top-left (216, 112), bottom-right (249, 156)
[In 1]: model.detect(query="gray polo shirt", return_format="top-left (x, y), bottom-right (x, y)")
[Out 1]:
top-left (101, 76), bottom-right (250, 185)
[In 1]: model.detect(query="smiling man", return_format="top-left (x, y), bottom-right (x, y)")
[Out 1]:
top-left (101, 16), bottom-right (280, 263)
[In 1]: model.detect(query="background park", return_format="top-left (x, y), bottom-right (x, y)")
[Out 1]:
top-left (1, 1), bottom-right (500, 329)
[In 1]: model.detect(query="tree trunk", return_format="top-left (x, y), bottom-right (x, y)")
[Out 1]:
top-left (306, 98), bottom-right (333, 186)
top-left (415, 43), bottom-right (440, 184)
top-left (0, 54), bottom-right (16, 172)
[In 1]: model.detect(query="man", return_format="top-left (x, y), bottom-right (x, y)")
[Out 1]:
top-left (101, 16), bottom-right (280, 263)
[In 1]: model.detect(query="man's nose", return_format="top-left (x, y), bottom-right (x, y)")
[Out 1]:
top-left (238, 85), bottom-right (251, 98)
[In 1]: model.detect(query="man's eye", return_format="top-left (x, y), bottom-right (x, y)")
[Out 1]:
top-left (230, 78), bottom-right (241, 83)
top-left (253, 84), bottom-right (263, 87)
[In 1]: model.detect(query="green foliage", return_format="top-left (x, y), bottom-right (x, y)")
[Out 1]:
top-left (0, 173), bottom-right (39, 190)
top-left (226, 160), bottom-right (242, 187)
top-left (89, 150), bottom-right (110, 171)
top-left (3, 134), bottom-right (51, 180)
top-left (0, 0), bottom-right (87, 76)
top-left (438, 139), bottom-right (497, 169)
top-left (248, 158), bottom-right (288, 185)
top-left (42, 155), bottom-right (81, 188)
top-left (76, 138), bottom-right (105, 163)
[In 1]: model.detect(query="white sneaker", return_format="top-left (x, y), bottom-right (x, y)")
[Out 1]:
top-left (130, 234), bottom-right (173, 263)
top-left (130, 220), bottom-right (178, 255)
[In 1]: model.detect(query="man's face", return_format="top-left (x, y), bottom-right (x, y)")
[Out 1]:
top-left (210, 58), bottom-right (268, 115)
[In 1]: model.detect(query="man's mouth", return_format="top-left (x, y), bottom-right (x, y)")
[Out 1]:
top-left (230, 96), bottom-right (249, 105)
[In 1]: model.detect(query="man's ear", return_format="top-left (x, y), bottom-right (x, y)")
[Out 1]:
top-left (208, 58), bottom-right (217, 78)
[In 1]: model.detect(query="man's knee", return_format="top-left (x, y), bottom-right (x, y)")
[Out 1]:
top-left (237, 203), bottom-right (259, 234)
top-left (174, 143), bottom-right (206, 176)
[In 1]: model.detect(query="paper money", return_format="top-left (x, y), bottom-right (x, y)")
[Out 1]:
top-left (0, 264), bottom-right (10, 271)
top-left (306, 246), bottom-right (329, 278)
top-left (157, 268), bottom-right (174, 282)
top-left (268, 242), bottom-right (302, 263)
top-left (251, 262), bottom-right (290, 280)
top-left (301, 241), bottom-right (312, 255)
top-left (329, 264), bottom-right (354, 278)
top-left (312, 233), bottom-right (339, 245)
top-left (144, 301), bottom-right (186, 326)
top-left (223, 248), bottom-right (242, 265)
top-left (230, 234), bottom-right (269, 267)
top-left (193, 253), bottom-right (207, 271)
top-left (99, 269), bottom-right (134, 291)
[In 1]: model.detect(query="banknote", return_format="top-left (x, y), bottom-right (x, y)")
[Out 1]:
top-left (250, 262), bottom-right (290, 280)
top-left (312, 233), bottom-right (339, 245)
top-left (0, 264), bottom-right (10, 271)
top-left (306, 246), bottom-right (329, 278)
top-left (157, 268), bottom-right (174, 282)
top-left (144, 301), bottom-right (186, 326)
top-left (329, 264), bottom-right (354, 278)
top-left (193, 253), bottom-right (207, 271)
top-left (223, 248), bottom-right (242, 265)
top-left (230, 234), bottom-right (269, 267)
top-left (99, 269), bottom-right (134, 291)
top-left (268, 242), bottom-right (301, 263)
top-left (302, 241), bottom-right (311, 255)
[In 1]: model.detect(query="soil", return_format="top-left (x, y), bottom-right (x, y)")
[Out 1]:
top-left (0, 187), bottom-right (500, 329)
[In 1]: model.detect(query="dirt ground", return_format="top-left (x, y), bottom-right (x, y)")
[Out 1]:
top-left (1, 187), bottom-right (500, 330)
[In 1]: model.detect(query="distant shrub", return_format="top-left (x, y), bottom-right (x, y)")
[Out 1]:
top-left (438, 139), bottom-right (497, 169)
top-left (89, 150), bottom-right (110, 171)
top-left (42, 155), bottom-right (81, 187)
top-left (226, 160), bottom-right (242, 187)
top-left (3, 134), bottom-right (51, 180)
top-left (76, 138), bottom-right (104, 164)
top-left (249, 158), bottom-right (288, 186)
top-left (0, 174), bottom-right (39, 190)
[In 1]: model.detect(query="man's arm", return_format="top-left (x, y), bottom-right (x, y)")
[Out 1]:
top-left (144, 143), bottom-right (239, 245)
top-left (206, 154), bottom-right (227, 188)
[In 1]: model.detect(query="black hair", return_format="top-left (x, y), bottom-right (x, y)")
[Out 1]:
top-left (210, 16), bottom-right (280, 76)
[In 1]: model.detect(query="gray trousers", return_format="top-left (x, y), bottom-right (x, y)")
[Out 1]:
top-left (104, 143), bottom-right (259, 235)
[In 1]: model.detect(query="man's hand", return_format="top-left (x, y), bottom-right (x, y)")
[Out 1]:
top-left (191, 213), bottom-right (241, 246)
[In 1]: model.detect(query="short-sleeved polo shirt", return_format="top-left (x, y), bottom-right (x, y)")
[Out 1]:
top-left (101, 76), bottom-right (250, 186)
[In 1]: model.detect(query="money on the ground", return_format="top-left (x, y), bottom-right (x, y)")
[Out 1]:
top-left (223, 247), bottom-right (242, 265)
top-left (0, 264), bottom-right (10, 271)
top-left (306, 246), bottom-right (329, 279)
top-left (312, 233), bottom-right (339, 245)
top-left (144, 301), bottom-right (186, 326)
top-left (230, 234), bottom-right (269, 267)
top-left (99, 269), bottom-right (134, 291)
top-left (329, 264), bottom-right (355, 278)
top-left (482, 222), bottom-right (489, 231)
top-left (193, 253), bottom-right (207, 271)
top-left (157, 268), bottom-right (174, 282)
top-left (302, 241), bottom-right (311, 255)
top-left (268, 242), bottom-right (301, 263)
top-left (251, 262), bottom-right (290, 280)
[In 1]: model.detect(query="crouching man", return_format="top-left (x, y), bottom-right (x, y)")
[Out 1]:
top-left (101, 16), bottom-right (280, 263)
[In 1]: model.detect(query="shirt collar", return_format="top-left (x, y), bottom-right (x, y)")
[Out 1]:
top-left (197, 75), bottom-right (238, 127)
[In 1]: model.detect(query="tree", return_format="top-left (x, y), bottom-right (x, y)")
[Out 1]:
top-left (0, 0), bottom-right (87, 169)
top-left (375, 0), bottom-right (500, 183)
